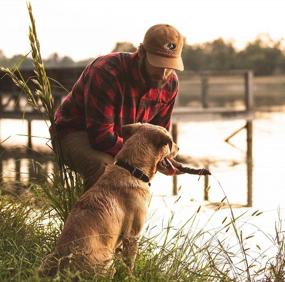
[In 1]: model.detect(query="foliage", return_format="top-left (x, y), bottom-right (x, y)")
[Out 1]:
top-left (2, 34), bottom-right (285, 75)
top-left (236, 38), bottom-right (285, 75)
top-left (112, 42), bottom-right (137, 53)
top-left (182, 39), bottom-right (237, 72)
top-left (182, 36), bottom-right (285, 75)
top-left (0, 196), bottom-right (59, 281)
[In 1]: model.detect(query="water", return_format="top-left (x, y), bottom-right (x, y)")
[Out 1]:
top-left (1, 112), bottom-right (285, 276)
top-left (1, 112), bottom-right (285, 209)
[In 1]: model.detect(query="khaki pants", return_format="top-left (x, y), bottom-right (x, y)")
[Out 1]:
top-left (56, 131), bottom-right (114, 189)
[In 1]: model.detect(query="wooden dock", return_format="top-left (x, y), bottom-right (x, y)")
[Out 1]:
top-left (0, 68), bottom-right (254, 207)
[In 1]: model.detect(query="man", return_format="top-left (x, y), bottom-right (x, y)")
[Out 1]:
top-left (53, 24), bottom-right (185, 189)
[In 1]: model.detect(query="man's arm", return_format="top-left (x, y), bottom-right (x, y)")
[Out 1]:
top-left (84, 65), bottom-right (123, 156)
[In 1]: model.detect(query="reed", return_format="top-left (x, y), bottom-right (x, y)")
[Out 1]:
top-left (0, 3), bottom-right (84, 222)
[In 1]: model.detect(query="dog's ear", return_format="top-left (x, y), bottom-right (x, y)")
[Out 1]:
top-left (121, 123), bottom-right (142, 140)
top-left (152, 133), bottom-right (173, 152)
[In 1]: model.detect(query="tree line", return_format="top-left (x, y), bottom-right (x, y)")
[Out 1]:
top-left (1, 35), bottom-right (285, 76)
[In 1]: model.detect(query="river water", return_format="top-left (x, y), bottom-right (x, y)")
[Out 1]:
top-left (1, 111), bottom-right (284, 209)
top-left (1, 111), bottom-right (285, 277)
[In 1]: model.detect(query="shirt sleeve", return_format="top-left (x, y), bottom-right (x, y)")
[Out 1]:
top-left (84, 64), bottom-right (123, 156)
top-left (150, 88), bottom-right (178, 131)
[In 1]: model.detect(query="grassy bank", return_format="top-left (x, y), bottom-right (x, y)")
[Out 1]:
top-left (1, 192), bottom-right (285, 282)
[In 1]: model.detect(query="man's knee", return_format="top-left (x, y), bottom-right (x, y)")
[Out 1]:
top-left (59, 131), bottom-right (114, 189)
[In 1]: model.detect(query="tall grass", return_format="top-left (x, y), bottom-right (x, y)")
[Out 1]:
top-left (0, 194), bottom-right (284, 281)
top-left (0, 196), bottom-right (59, 281)
top-left (0, 3), bottom-right (84, 222)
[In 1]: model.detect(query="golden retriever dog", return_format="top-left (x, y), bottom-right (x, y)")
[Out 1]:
top-left (39, 123), bottom-right (179, 278)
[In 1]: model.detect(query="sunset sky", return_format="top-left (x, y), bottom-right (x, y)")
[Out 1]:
top-left (1, 0), bottom-right (285, 61)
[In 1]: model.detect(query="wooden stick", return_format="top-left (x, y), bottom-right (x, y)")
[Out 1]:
top-left (179, 166), bottom-right (211, 175)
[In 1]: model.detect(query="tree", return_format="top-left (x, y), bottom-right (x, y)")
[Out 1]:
top-left (58, 56), bottom-right (75, 67)
top-left (45, 52), bottom-right (60, 68)
top-left (182, 44), bottom-right (207, 71)
top-left (182, 39), bottom-right (237, 71)
top-left (112, 42), bottom-right (137, 52)
top-left (8, 54), bottom-right (33, 69)
top-left (237, 37), bottom-right (285, 75)
top-left (202, 39), bottom-right (237, 70)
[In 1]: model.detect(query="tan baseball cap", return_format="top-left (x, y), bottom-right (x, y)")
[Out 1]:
top-left (143, 24), bottom-right (184, 71)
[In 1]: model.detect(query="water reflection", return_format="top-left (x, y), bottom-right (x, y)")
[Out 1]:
top-left (0, 112), bottom-right (285, 210)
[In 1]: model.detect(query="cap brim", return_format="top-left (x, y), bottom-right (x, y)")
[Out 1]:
top-left (146, 52), bottom-right (184, 71)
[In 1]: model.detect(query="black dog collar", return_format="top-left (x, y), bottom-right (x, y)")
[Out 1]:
top-left (115, 160), bottom-right (151, 186)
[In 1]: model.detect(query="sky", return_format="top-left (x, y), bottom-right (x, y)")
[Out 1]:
top-left (1, 0), bottom-right (285, 61)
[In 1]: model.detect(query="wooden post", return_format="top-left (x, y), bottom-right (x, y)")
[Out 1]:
top-left (245, 71), bottom-right (254, 207)
top-left (172, 123), bottom-right (178, 195)
top-left (246, 121), bottom-right (253, 207)
top-left (28, 157), bottom-right (38, 183)
top-left (15, 159), bottom-right (21, 182)
top-left (0, 93), bottom-right (3, 142)
top-left (204, 164), bottom-right (209, 201)
top-left (0, 92), bottom-right (2, 113)
top-left (245, 71), bottom-right (254, 110)
top-left (27, 119), bottom-right (32, 150)
top-left (0, 156), bottom-right (2, 184)
top-left (201, 73), bottom-right (209, 108)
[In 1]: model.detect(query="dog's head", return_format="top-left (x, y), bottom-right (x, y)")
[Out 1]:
top-left (120, 123), bottom-right (179, 174)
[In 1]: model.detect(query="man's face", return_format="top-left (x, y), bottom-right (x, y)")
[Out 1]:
top-left (143, 56), bottom-right (173, 88)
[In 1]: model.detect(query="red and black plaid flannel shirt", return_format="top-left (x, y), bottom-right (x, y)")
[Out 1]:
top-left (54, 52), bottom-right (179, 156)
